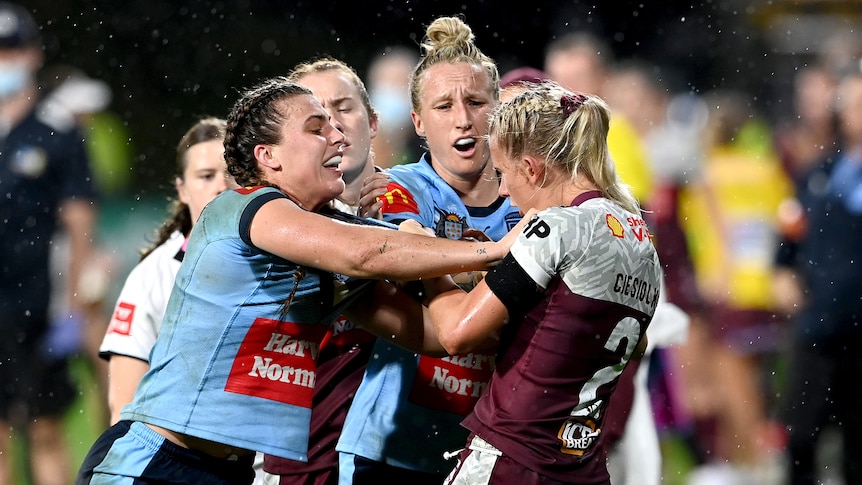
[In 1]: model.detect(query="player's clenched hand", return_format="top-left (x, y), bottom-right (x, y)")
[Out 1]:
top-left (358, 172), bottom-right (390, 219)
top-left (497, 208), bottom-right (540, 255)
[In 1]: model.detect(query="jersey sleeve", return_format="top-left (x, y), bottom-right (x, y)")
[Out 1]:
top-left (507, 210), bottom-right (582, 289)
top-left (99, 250), bottom-right (175, 362)
top-left (379, 170), bottom-right (436, 226)
top-left (483, 253), bottom-right (546, 321)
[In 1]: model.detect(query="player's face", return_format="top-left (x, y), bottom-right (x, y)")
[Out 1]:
top-left (296, 70), bottom-right (377, 187)
top-left (412, 62), bottom-right (496, 184)
top-left (177, 139), bottom-right (236, 225)
top-left (490, 137), bottom-right (532, 215)
top-left (268, 95), bottom-right (346, 211)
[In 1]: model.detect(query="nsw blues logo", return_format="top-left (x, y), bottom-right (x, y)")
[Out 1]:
top-left (434, 208), bottom-right (467, 240)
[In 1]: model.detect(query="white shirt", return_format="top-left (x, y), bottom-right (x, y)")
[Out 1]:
top-left (99, 231), bottom-right (185, 362)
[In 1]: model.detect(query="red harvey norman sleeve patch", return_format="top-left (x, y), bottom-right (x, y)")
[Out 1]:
top-left (409, 353), bottom-right (495, 416)
top-left (225, 318), bottom-right (329, 408)
top-left (379, 181), bottom-right (419, 214)
top-left (107, 302), bottom-right (135, 335)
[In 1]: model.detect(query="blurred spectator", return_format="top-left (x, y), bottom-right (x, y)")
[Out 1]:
top-left (777, 68), bottom-right (862, 485)
top-left (40, 65), bottom-right (133, 428)
top-left (0, 3), bottom-right (99, 484)
top-left (366, 45), bottom-right (421, 168)
top-left (543, 31), bottom-right (654, 204)
top-left (678, 89), bottom-right (793, 484)
top-left (773, 63), bottom-right (839, 185)
top-left (602, 60), bottom-right (701, 485)
top-left (40, 65), bottom-right (134, 197)
top-left (821, 31), bottom-right (862, 79)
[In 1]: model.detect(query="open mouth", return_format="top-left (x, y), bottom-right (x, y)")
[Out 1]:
top-left (323, 156), bottom-right (342, 169)
top-left (454, 137), bottom-right (476, 152)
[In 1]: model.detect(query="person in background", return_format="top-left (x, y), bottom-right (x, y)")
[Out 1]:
top-left (777, 68), bottom-right (862, 485)
top-left (773, 63), bottom-right (838, 185)
top-left (0, 3), bottom-right (99, 484)
top-left (417, 81), bottom-right (661, 485)
top-left (99, 117), bottom-right (234, 424)
top-left (40, 65), bottom-right (132, 427)
top-left (602, 60), bottom-right (706, 483)
top-left (543, 31), bottom-right (653, 204)
top-left (338, 15), bottom-right (521, 485)
top-left (76, 76), bottom-right (518, 485)
top-left (366, 45), bottom-right (421, 168)
top-left (262, 57), bottom-right (381, 485)
top-left (678, 89), bottom-right (793, 484)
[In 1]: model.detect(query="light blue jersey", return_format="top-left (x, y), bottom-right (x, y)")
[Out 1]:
top-left (336, 154), bottom-right (521, 474)
top-left (123, 186), bottom-right (338, 461)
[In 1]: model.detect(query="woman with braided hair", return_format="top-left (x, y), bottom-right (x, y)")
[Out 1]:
top-left (75, 76), bottom-right (522, 485)
top-left (414, 81), bottom-right (662, 485)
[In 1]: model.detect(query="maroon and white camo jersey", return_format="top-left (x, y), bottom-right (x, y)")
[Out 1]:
top-left (464, 191), bottom-right (661, 484)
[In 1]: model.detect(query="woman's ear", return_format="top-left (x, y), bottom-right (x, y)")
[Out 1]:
top-left (411, 110), bottom-right (424, 137)
top-left (254, 144), bottom-right (279, 169)
top-left (175, 176), bottom-right (189, 205)
top-left (523, 155), bottom-right (545, 184)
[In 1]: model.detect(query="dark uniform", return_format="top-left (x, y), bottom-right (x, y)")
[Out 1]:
top-left (0, 107), bottom-right (97, 421)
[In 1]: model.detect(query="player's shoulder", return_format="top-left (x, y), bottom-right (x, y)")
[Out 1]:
top-left (537, 198), bottom-right (631, 234)
top-left (387, 161), bottom-right (437, 187)
top-left (131, 232), bottom-right (185, 274)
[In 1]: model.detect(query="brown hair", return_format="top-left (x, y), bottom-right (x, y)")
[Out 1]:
top-left (140, 117), bottom-right (226, 259)
top-left (223, 77), bottom-right (313, 187)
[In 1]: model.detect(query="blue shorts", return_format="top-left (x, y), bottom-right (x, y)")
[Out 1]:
top-left (337, 453), bottom-right (447, 485)
top-left (76, 421), bottom-right (255, 484)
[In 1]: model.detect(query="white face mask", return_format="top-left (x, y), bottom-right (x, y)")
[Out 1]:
top-left (0, 60), bottom-right (30, 98)
top-left (371, 86), bottom-right (412, 131)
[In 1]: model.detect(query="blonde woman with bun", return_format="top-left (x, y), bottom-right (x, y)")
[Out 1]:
top-left (338, 15), bottom-right (521, 484)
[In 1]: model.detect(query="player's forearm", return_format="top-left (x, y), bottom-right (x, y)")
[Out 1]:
top-left (60, 200), bottom-right (97, 310)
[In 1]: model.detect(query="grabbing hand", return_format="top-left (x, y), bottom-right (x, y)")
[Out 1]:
top-left (496, 208), bottom-right (540, 255)
top-left (358, 172), bottom-right (390, 219)
top-left (461, 227), bottom-right (491, 242)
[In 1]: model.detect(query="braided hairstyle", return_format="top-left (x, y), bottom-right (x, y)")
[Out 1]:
top-left (140, 117), bottom-right (226, 260)
top-left (223, 77), bottom-right (315, 321)
top-left (489, 81), bottom-right (640, 214)
top-left (409, 16), bottom-right (499, 114)
top-left (223, 77), bottom-right (313, 187)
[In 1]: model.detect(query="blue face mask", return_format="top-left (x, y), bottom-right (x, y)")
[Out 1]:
top-left (0, 62), bottom-right (29, 98)
top-left (371, 87), bottom-right (412, 131)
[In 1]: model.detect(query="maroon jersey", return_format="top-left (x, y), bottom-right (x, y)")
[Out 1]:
top-left (264, 316), bottom-right (375, 476)
top-left (466, 193), bottom-right (661, 483)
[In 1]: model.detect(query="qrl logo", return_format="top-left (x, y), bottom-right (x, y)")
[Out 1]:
top-left (557, 417), bottom-right (600, 456)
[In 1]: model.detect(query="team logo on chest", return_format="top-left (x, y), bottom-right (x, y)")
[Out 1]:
top-left (435, 208), bottom-right (467, 240)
